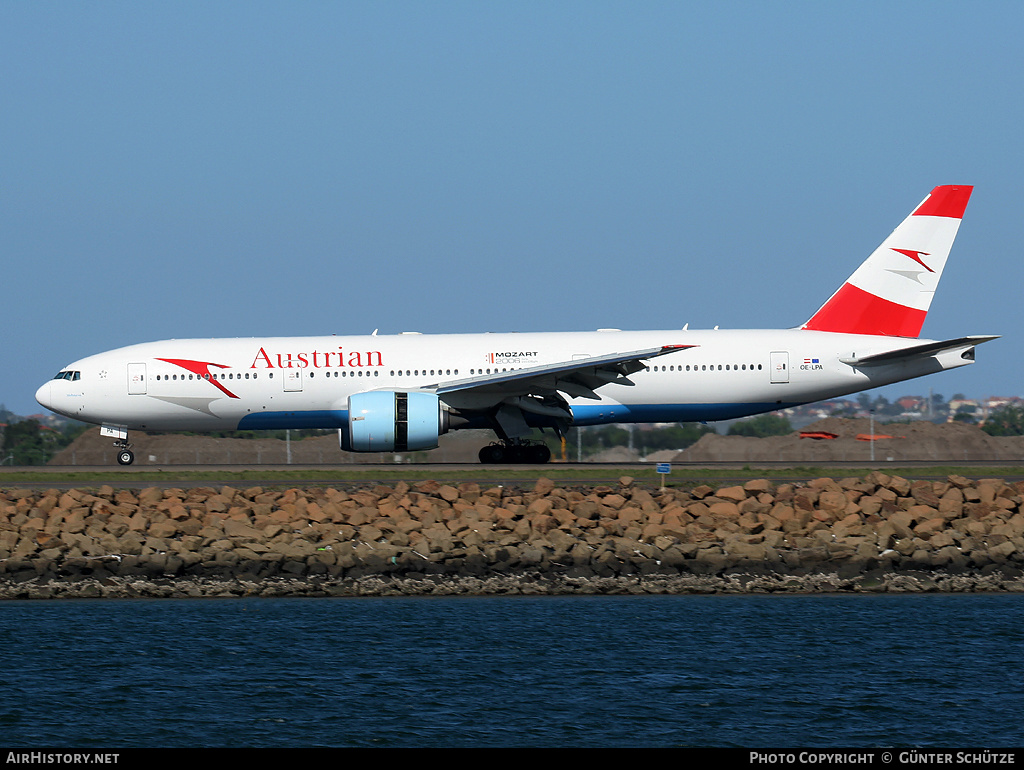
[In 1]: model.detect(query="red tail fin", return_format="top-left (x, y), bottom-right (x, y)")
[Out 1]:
top-left (802, 185), bottom-right (972, 337)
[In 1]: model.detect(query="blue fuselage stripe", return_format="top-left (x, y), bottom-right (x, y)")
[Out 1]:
top-left (568, 402), bottom-right (798, 425)
top-left (238, 410), bottom-right (349, 430)
top-left (236, 403), bottom-right (798, 431)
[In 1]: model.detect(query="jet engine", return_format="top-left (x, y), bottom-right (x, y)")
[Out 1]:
top-left (344, 391), bottom-right (449, 452)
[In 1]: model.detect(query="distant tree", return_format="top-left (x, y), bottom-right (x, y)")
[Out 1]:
top-left (580, 425), bottom-right (630, 454)
top-left (727, 413), bottom-right (792, 438)
top-left (952, 410), bottom-right (978, 425)
top-left (870, 395), bottom-right (904, 417)
top-left (927, 393), bottom-right (949, 420)
top-left (639, 423), bottom-right (716, 451)
top-left (2, 419), bottom-right (54, 465)
top-left (1, 418), bottom-right (88, 465)
top-left (982, 405), bottom-right (1024, 436)
top-left (575, 423), bottom-right (715, 457)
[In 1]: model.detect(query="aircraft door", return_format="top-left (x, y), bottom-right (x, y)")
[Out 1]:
top-left (770, 351), bottom-right (789, 384)
top-left (283, 369), bottom-right (303, 392)
top-left (128, 363), bottom-right (147, 395)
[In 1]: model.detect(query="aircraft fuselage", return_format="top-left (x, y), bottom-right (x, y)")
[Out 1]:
top-left (36, 328), bottom-right (974, 433)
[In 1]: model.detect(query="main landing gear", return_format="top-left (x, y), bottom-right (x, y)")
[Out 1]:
top-left (478, 440), bottom-right (552, 464)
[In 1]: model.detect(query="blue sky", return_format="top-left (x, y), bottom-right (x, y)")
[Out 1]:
top-left (2, 2), bottom-right (1021, 417)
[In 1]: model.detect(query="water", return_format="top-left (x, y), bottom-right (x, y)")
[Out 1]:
top-left (0, 594), bottom-right (1020, 748)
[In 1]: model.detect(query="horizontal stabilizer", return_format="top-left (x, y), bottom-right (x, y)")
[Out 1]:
top-left (839, 335), bottom-right (999, 367)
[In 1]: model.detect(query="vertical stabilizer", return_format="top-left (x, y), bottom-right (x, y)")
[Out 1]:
top-left (802, 185), bottom-right (972, 337)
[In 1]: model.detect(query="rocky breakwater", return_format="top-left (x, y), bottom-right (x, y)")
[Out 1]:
top-left (2, 473), bottom-right (1024, 599)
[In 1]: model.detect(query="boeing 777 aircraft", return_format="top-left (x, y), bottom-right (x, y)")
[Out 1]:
top-left (36, 185), bottom-right (996, 465)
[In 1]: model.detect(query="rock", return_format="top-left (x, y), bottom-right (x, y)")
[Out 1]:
top-left (0, 477), bottom-right (1022, 597)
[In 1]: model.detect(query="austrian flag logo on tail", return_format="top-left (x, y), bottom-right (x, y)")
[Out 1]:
top-left (891, 248), bottom-right (934, 273)
top-left (157, 358), bottom-right (240, 399)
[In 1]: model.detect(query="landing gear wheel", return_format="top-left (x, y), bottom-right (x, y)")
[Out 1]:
top-left (117, 449), bottom-right (135, 466)
top-left (527, 444), bottom-right (552, 464)
top-left (478, 444), bottom-right (505, 464)
top-left (478, 441), bottom-right (551, 464)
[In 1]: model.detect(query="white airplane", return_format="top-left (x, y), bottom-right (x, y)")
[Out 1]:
top-left (36, 185), bottom-right (996, 465)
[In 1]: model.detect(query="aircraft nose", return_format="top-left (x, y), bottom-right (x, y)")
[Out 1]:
top-left (35, 381), bottom-right (53, 411)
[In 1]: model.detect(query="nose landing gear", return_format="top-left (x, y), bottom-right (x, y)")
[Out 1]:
top-left (114, 440), bottom-right (135, 465)
top-left (101, 425), bottom-right (135, 465)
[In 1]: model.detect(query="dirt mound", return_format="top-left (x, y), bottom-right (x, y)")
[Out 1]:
top-left (50, 428), bottom-right (497, 466)
top-left (675, 418), bottom-right (1024, 463)
top-left (49, 418), bottom-right (1024, 466)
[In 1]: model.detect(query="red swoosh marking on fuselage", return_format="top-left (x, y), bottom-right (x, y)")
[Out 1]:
top-left (156, 358), bottom-right (240, 399)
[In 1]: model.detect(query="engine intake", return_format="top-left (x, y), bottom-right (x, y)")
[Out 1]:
top-left (346, 391), bottom-right (448, 452)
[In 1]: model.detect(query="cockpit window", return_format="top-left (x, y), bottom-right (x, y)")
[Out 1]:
top-left (52, 371), bottom-right (81, 381)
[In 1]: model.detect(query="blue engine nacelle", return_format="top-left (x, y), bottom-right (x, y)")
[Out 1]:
top-left (345, 391), bottom-right (449, 452)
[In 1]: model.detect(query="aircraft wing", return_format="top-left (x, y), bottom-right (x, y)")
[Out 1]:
top-left (839, 335), bottom-right (999, 366)
top-left (428, 344), bottom-right (696, 401)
